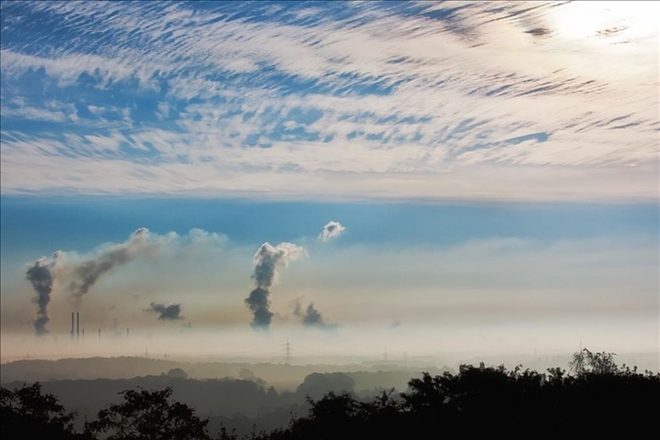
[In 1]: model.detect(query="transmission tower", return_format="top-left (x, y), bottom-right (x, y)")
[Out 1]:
top-left (284, 338), bottom-right (292, 365)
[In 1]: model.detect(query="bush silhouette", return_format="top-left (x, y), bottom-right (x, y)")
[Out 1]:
top-left (85, 387), bottom-right (211, 440)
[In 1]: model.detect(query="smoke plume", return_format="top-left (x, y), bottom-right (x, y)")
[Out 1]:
top-left (68, 227), bottom-right (155, 307)
top-left (23, 227), bottom-right (216, 334)
top-left (245, 242), bottom-right (306, 330)
top-left (25, 252), bottom-right (63, 335)
top-left (319, 221), bottom-right (345, 242)
top-left (146, 302), bottom-right (184, 321)
top-left (293, 297), bottom-right (337, 330)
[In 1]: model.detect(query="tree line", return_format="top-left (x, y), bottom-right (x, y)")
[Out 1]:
top-left (2, 349), bottom-right (658, 439)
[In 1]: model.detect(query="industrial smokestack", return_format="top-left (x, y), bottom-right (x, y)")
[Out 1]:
top-left (127, 328), bottom-right (129, 339)
top-left (71, 312), bottom-right (74, 339)
top-left (82, 328), bottom-right (84, 342)
top-left (76, 312), bottom-right (80, 339)
top-left (98, 328), bottom-right (101, 341)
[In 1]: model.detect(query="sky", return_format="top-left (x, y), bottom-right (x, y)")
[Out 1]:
top-left (0, 1), bottom-right (658, 364)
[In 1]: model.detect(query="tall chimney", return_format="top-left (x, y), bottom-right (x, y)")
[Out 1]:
top-left (82, 328), bottom-right (84, 341)
top-left (77, 312), bottom-right (80, 339)
top-left (127, 328), bottom-right (129, 339)
top-left (98, 328), bottom-right (101, 341)
top-left (71, 312), bottom-right (74, 339)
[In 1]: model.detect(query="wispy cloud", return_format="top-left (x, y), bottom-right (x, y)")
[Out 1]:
top-left (1, 1), bottom-right (657, 201)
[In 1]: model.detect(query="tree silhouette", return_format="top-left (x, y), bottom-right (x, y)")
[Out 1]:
top-left (85, 387), bottom-right (211, 440)
top-left (1, 382), bottom-right (91, 440)
top-left (252, 349), bottom-right (660, 439)
top-left (569, 348), bottom-right (619, 375)
top-left (4, 349), bottom-right (658, 440)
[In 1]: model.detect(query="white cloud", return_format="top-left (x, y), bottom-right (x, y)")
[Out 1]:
top-left (0, 133), bottom-right (656, 202)
top-left (0, 1), bottom-right (657, 201)
top-left (319, 221), bottom-right (346, 242)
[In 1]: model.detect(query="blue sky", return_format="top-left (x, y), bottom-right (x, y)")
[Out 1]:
top-left (0, 1), bottom-right (658, 361)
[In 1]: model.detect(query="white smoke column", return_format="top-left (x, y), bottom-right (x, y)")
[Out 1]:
top-left (245, 242), bottom-right (306, 330)
top-left (319, 221), bottom-right (345, 242)
top-left (68, 227), bottom-right (161, 308)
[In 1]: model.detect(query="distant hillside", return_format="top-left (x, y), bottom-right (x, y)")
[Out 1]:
top-left (0, 356), bottom-right (448, 391)
top-left (1, 366), bottom-right (449, 438)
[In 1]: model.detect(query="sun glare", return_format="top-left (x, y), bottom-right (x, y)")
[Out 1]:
top-left (549, 1), bottom-right (659, 43)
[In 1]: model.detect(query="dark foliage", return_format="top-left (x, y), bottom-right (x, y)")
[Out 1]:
top-left (2, 350), bottom-right (658, 440)
top-left (256, 354), bottom-right (660, 439)
top-left (85, 387), bottom-right (211, 440)
top-left (0, 382), bottom-right (92, 440)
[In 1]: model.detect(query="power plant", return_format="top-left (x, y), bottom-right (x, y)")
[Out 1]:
top-left (70, 312), bottom-right (81, 341)
top-left (69, 313), bottom-right (133, 344)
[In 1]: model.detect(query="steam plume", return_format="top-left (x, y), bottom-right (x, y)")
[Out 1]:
top-left (68, 227), bottom-right (154, 307)
top-left (25, 252), bottom-right (62, 335)
top-left (23, 227), bottom-right (211, 334)
top-left (245, 242), bottom-right (306, 330)
top-left (146, 302), bottom-right (184, 321)
top-left (293, 297), bottom-right (337, 330)
top-left (319, 221), bottom-right (345, 242)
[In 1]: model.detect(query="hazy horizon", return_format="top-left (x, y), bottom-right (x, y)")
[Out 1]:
top-left (1, 1), bottom-right (658, 373)
top-left (3, 323), bottom-right (658, 369)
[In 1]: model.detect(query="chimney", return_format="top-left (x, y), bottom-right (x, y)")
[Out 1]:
top-left (98, 328), bottom-right (101, 341)
top-left (77, 312), bottom-right (80, 340)
top-left (127, 328), bottom-right (129, 339)
top-left (71, 312), bottom-right (74, 339)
